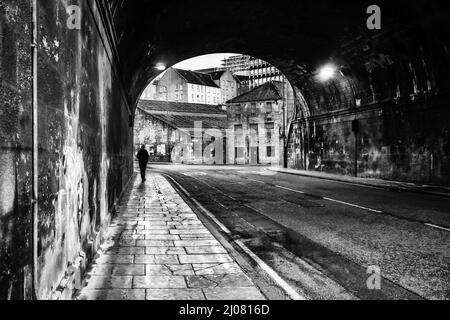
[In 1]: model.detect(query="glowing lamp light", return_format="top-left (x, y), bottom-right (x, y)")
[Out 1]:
top-left (317, 64), bottom-right (337, 82)
top-left (155, 63), bottom-right (166, 71)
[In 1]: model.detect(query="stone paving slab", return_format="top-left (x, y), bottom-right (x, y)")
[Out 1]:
top-left (77, 173), bottom-right (265, 301)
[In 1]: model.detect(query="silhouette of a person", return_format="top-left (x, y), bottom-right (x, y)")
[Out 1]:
top-left (136, 145), bottom-right (150, 182)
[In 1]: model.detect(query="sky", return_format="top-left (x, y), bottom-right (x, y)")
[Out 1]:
top-left (172, 53), bottom-right (239, 71)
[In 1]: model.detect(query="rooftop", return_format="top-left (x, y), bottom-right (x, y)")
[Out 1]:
top-left (172, 68), bottom-right (220, 88)
top-left (137, 100), bottom-right (227, 131)
top-left (227, 81), bottom-right (283, 104)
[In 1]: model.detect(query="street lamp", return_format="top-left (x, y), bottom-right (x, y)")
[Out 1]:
top-left (317, 64), bottom-right (337, 82)
top-left (155, 63), bottom-right (167, 71)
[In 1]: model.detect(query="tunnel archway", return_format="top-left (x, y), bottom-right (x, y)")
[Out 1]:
top-left (1, 0), bottom-right (450, 300)
top-left (110, 0), bottom-right (450, 184)
top-left (134, 52), bottom-right (300, 167)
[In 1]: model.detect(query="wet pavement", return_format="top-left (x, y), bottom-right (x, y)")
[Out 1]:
top-left (76, 173), bottom-right (266, 300)
top-left (150, 165), bottom-right (450, 300)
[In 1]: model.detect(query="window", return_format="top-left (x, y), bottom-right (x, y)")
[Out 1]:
top-left (250, 124), bottom-right (259, 145)
top-left (235, 125), bottom-right (243, 145)
top-left (266, 102), bottom-right (273, 113)
top-left (251, 103), bottom-right (257, 117)
top-left (235, 105), bottom-right (242, 121)
top-left (266, 123), bottom-right (275, 143)
top-left (267, 146), bottom-right (274, 157)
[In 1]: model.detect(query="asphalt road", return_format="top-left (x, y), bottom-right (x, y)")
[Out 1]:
top-left (149, 164), bottom-right (450, 300)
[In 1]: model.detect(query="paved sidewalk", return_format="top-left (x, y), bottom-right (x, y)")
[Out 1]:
top-left (269, 167), bottom-right (450, 198)
top-left (76, 173), bottom-right (265, 300)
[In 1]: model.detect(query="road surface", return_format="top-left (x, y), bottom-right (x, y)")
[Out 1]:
top-left (149, 164), bottom-right (450, 300)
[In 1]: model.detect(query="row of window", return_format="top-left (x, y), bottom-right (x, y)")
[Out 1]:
top-left (249, 77), bottom-right (283, 88)
top-left (249, 67), bottom-right (279, 77)
top-left (190, 94), bottom-right (220, 104)
top-left (234, 123), bottom-right (276, 144)
top-left (235, 146), bottom-right (275, 158)
top-left (230, 102), bottom-right (274, 118)
top-left (249, 58), bottom-right (271, 68)
top-left (222, 80), bottom-right (235, 89)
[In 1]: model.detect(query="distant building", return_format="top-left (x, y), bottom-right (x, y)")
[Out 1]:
top-left (225, 81), bottom-right (295, 166)
top-left (221, 55), bottom-right (251, 74)
top-left (141, 83), bottom-right (158, 100)
top-left (208, 70), bottom-right (248, 105)
top-left (195, 67), bottom-right (225, 74)
top-left (221, 55), bottom-right (286, 89)
top-left (141, 56), bottom-right (286, 107)
top-left (248, 57), bottom-right (284, 89)
top-left (149, 68), bottom-right (222, 105)
top-left (234, 74), bottom-right (251, 96)
top-left (134, 100), bottom-right (228, 164)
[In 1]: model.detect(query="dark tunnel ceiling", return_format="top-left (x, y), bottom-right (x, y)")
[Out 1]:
top-left (107, 0), bottom-right (450, 111)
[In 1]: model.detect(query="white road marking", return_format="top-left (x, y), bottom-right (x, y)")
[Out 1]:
top-left (234, 239), bottom-right (306, 301)
top-left (425, 223), bottom-right (450, 232)
top-left (322, 197), bottom-right (383, 213)
top-left (247, 178), bottom-right (266, 184)
top-left (275, 184), bottom-right (383, 214)
top-left (182, 172), bottom-right (207, 176)
top-left (166, 175), bottom-right (306, 301)
top-left (275, 185), bottom-right (306, 194)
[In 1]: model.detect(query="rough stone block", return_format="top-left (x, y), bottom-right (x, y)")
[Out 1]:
top-left (83, 276), bottom-right (133, 289)
top-left (112, 264), bottom-right (145, 276)
top-left (186, 274), bottom-right (254, 288)
top-left (135, 255), bottom-right (179, 265)
top-left (133, 276), bottom-right (187, 289)
top-left (146, 264), bottom-right (195, 276)
top-left (175, 240), bottom-right (221, 247)
top-left (78, 289), bottom-right (146, 300)
top-left (146, 289), bottom-right (204, 300)
top-left (178, 254), bottom-right (233, 264)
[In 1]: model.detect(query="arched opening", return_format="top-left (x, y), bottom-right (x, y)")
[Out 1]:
top-left (133, 53), bottom-right (299, 168)
top-left (0, 0), bottom-right (449, 301)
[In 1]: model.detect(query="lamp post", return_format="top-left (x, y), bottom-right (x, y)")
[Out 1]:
top-left (282, 75), bottom-right (288, 168)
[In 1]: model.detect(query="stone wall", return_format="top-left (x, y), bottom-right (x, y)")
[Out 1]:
top-left (288, 93), bottom-right (450, 185)
top-left (134, 108), bottom-right (177, 163)
top-left (287, 27), bottom-right (450, 186)
top-left (0, 0), bottom-right (33, 300)
top-left (0, 0), bottom-right (133, 299)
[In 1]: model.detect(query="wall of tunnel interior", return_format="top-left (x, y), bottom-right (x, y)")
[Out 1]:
top-left (0, 0), bottom-right (133, 299)
top-left (0, 0), bottom-right (449, 299)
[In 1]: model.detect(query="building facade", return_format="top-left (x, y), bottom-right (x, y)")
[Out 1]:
top-left (208, 70), bottom-right (243, 105)
top-left (225, 81), bottom-right (295, 166)
top-left (248, 57), bottom-right (284, 89)
top-left (147, 68), bottom-right (222, 105)
top-left (220, 55), bottom-right (286, 90)
top-left (135, 100), bottom-right (228, 164)
top-left (221, 55), bottom-right (251, 74)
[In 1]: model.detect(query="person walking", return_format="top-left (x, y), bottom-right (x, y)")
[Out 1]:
top-left (136, 145), bottom-right (150, 182)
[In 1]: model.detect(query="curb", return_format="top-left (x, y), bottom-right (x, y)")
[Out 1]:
top-left (268, 168), bottom-right (450, 198)
top-left (162, 173), bottom-right (305, 301)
